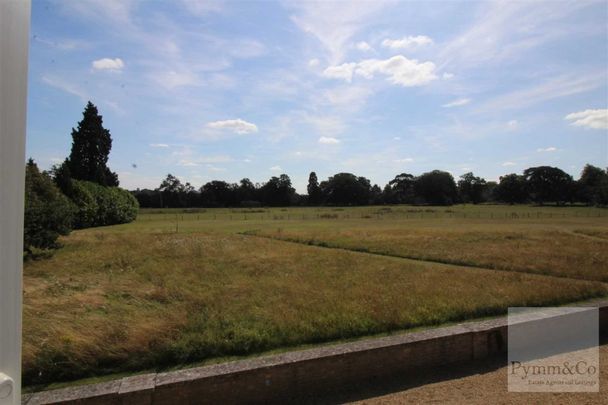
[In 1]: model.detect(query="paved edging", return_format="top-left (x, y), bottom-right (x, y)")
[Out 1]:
top-left (23, 300), bottom-right (608, 404)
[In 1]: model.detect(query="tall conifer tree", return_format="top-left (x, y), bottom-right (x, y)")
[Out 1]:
top-left (67, 101), bottom-right (119, 186)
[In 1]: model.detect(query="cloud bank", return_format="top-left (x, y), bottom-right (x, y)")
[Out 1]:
top-left (565, 109), bottom-right (608, 129)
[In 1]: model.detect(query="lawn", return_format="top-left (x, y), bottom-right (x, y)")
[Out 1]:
top-left (23, 205), bottom-right (608, 387)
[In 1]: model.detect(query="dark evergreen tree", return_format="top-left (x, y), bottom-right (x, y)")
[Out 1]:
top-left (67, 101), bottom-right (119, 187)
top-left (49, 158), bottom-right (74, 197)
top-left (307, 171), bottom-right (321, 205)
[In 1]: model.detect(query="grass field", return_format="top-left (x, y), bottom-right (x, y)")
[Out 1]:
top-left (23, 204), bottom-right (608, 387)
top-left (251, 225), bottom-right (608, 281)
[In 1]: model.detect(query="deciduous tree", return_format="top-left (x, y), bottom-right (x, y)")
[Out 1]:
top-left (414, 170), bottom-right (458, 205)
top-left (494, 174), bottom-right (528, 204)
top-left (458, 172), bottom-right (487, 204)
top-left (523, 166), bottom-right (573, 205)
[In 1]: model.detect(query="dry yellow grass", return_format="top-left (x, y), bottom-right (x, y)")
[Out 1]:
top-left (574, 229), bottom-right (608, 241)
top-left (24, 227), bottom-right (607, 386)
top-left (23, 205), bottom-right (608, 387)
top-left (253, 225), bottom-right (608, 281)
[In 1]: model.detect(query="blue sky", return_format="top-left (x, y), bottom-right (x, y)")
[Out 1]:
top-left (27, 0), bottom-right (608, 192)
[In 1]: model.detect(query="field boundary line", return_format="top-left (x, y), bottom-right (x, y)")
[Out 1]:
top-left (241, 232), bottom-right (608, 284)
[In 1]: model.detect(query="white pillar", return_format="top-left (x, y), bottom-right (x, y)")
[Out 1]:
top-left (0, 0), bottom-right (31, 404)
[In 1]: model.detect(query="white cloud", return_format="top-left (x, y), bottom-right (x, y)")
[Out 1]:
top-left (355, 41), bottom-right (372, 51)
top-left (502, 161), bottom-right (516, 167)
top-left (393, 136), bottom-right (401, 140)
top-left (537, 147), bottom-right (557, 152)
top-left (442, 98), bottom-right (471, 108)
top-left (442, 72), bottom-right (454, 80)
top-left (323, 55), bottom-right (437, 87)
top-left (381, 35), bottom-right (433, 50)
top-left (150, 143), bottom-right (169, 148)
top-left (565, 109), bottom-right (608, 129)
top-left (92, 57), bottom-right (124, 71)
top-left (287, 1), bottom-right (394, 64)
top-left (355, 56), bottom-right (437, 86)
top-left (308, 58), bottom-right (320, 67)
top-left (318, 136), bottom-right (340, 144)
top-left (207, 118), bottom-right (258, 134)
top-left (269, 165), bottom-right (282, 171)
top-left (393, 158), bottom-right (414, 163)
top-left (322, 63), bottom-right (357, 82)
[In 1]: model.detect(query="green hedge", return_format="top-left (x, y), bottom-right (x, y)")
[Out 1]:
top-left (24, 161), bottom-right (75, 252)
top-left (71, 180), bottom-right (138, 228)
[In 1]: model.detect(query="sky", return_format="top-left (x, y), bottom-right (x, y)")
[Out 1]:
top-left (27, 0), bottom-right (608, 193)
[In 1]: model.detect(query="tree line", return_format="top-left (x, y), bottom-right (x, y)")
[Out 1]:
top-left (133, 164), bottom-right (608, 209)
top-left (24, 102), bottom-right (138, 255)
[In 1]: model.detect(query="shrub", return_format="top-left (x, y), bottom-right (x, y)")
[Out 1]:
top-left (24, 160), bottom-right (74, 253)
top-left (71, 180), bottom-right (138, 228)
top-left (70, 181), bottom-right (98, 228)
